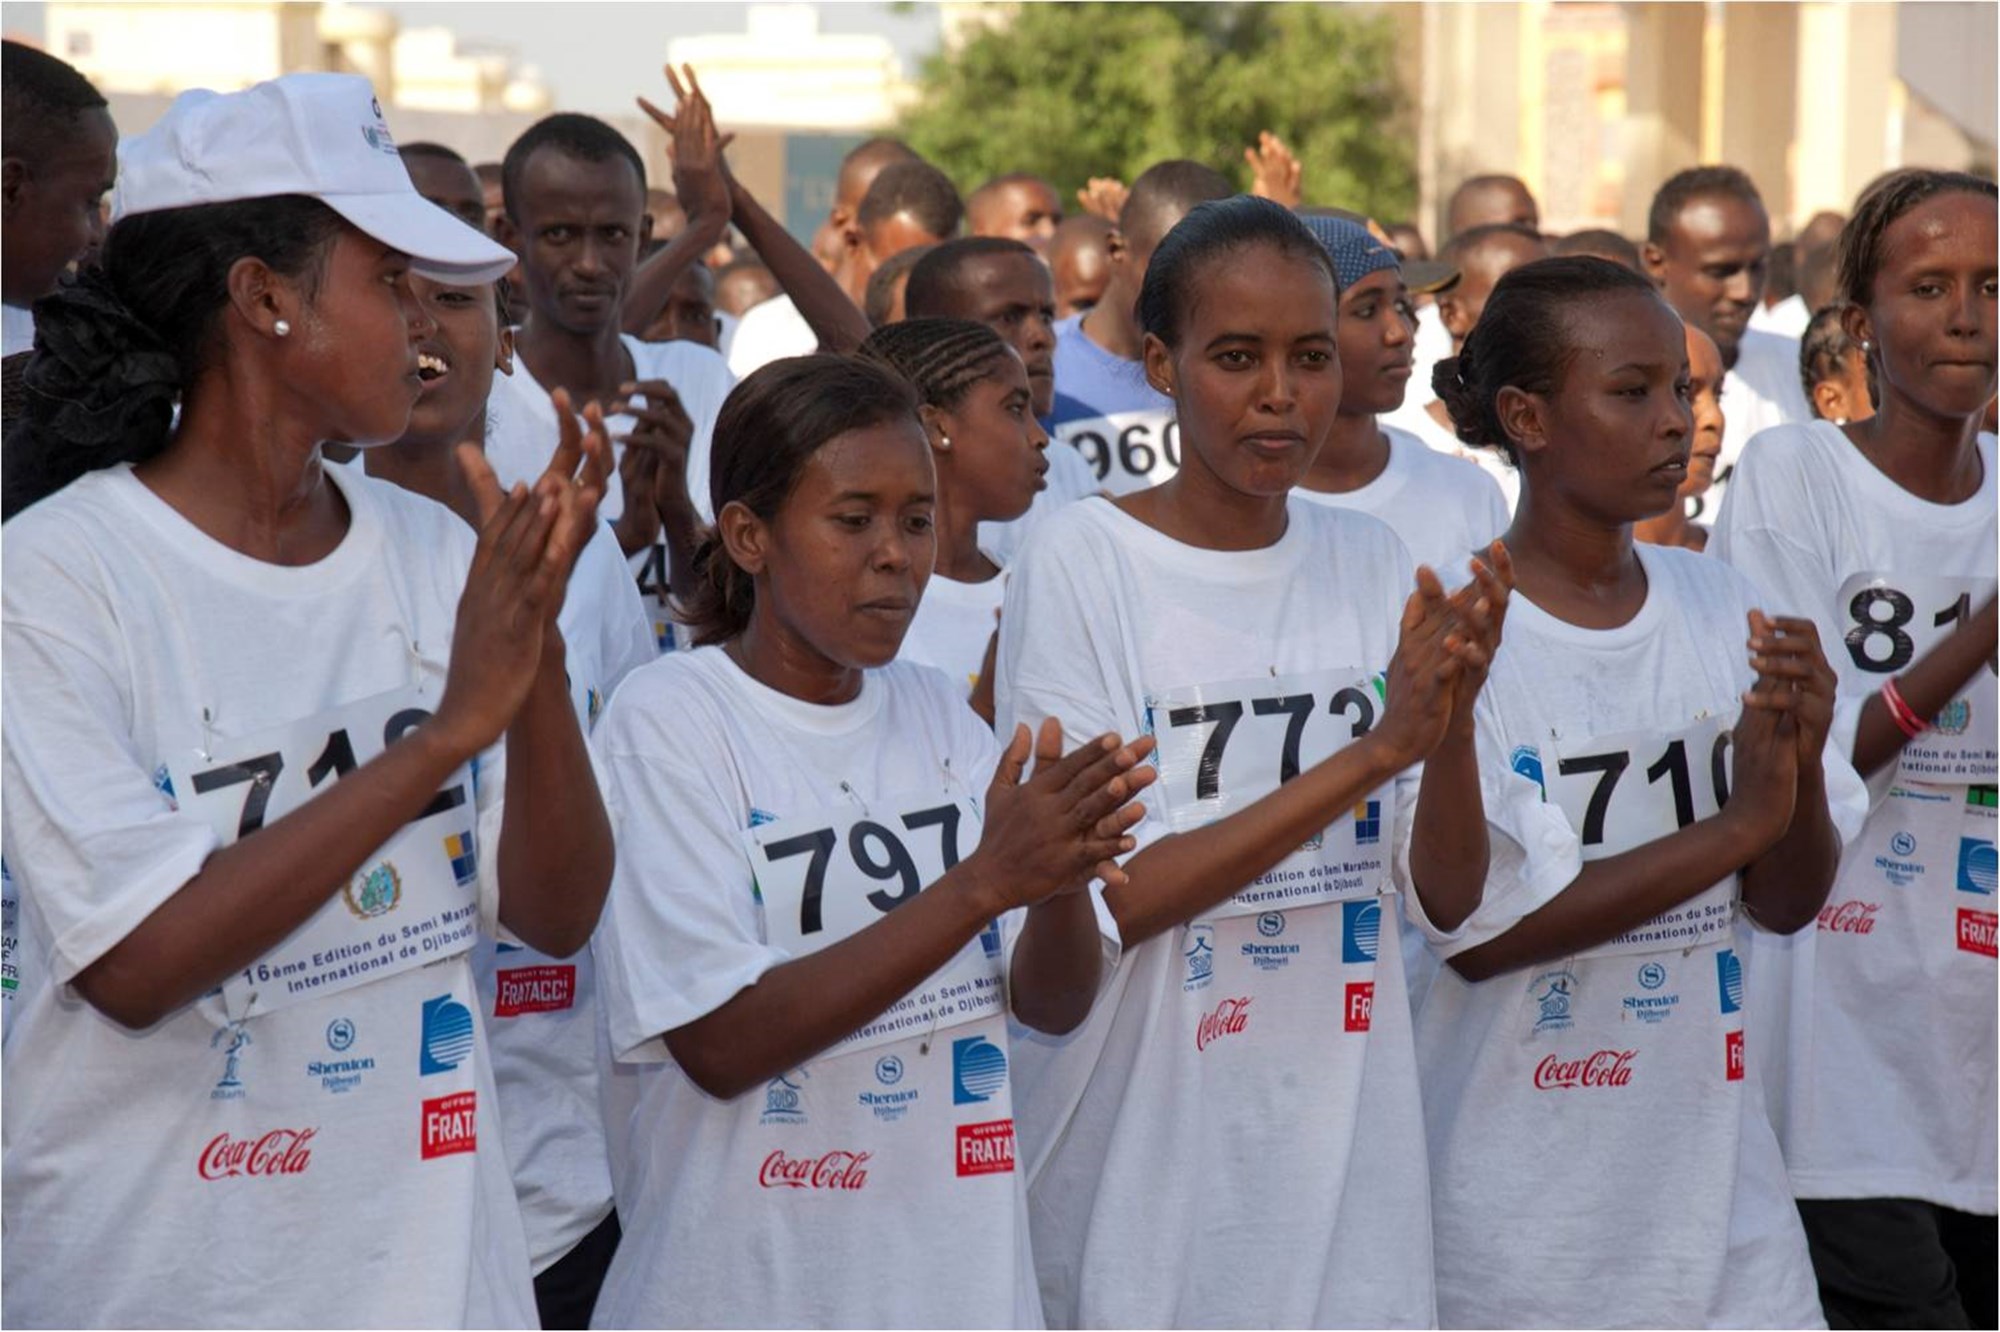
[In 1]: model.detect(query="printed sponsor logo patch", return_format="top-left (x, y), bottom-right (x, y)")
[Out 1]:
top-left (955, 1119), bottom-right (1016, 1177)
top-left (421, 1091), bottom-right (477, 1159)
top-left (1957, 908), bottom-right (1997, 958)
top-left (1344, 981), bottom-right (1373, 1032)
top-left (493, 964), bottom-right (576, 1017)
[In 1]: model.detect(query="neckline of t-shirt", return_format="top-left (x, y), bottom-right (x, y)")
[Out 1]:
top-left (1813, 418), bottom-right (1996, 525)
top-left (1085, 492), bottom-right (1309, 581)
top-left (1295, 423), bottom-right (1414, 508)
top-left (1505, 541), bottom-right (1672, 648)
top-left (707, 644), bottom-right (888, 736)
top-left (103, 458), bottom-right (381, 595)
top-left (921, 569), bottom-right (1008, 607)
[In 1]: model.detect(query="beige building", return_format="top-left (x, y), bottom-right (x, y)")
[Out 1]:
top-left (666, 3), bottom-right (915, 131)
top-left (1398, 1), bottom-right (1998, 243)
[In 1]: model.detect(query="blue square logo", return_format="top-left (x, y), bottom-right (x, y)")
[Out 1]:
top-left (1715, 950), bottom-right (1743, 1016)
top-left (1341, 898), bottom-right (1381, 964)
top-left (1958, 838), bottom-right (1996, 896)
top-left (951, 1035), bottom-right (1008, 1105)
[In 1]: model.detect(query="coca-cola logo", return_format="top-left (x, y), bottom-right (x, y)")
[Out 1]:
top-left (1818, 900), bottom-right (1880, 934)
top-left (1532, 1049), bottom-right (1637, 1090)
top-left (758, 1149), bottom-right (871, 1191)
top-left (1195, 996), bottom-right (1252, 1051)
top-left (196, 1128), bottom-right (316, 1180)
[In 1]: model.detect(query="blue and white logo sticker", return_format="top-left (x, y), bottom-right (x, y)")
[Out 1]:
top-left (1716, 949), bottom-right (1744, 1015)
top-left (419, 994), bottom-right (475, 1075)
top-left (952, 1034), bottom-right (1008, 1105)
top-left (1341, 898), bottom-right (1380, 964)
top-left (1959, 837), bottom-right (1997, 896)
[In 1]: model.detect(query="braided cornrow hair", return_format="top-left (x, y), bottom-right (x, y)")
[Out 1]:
top-left (854, 318), bottom-right (1014, 412)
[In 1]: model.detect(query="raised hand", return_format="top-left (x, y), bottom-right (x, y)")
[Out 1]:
top-left (1373, 566), bottom-right (1474, 768)
top-left (969, 720), bottom-right (1157, 907)
top-left (638, 64), bottom-right (735, 227)
top-left (1726, 667), bottom-right (1802, 852)
top-left (1438, 540), bottom-right (1515, 730)
top-left (1744, 611), bottom-right (1838, 767)
top-left (1245, 131), bottom-right (1303, 209)
top-left (1077, 176), bottom-right (1129, 223)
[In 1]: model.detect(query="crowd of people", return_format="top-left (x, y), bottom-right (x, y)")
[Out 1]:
top-left (0, 35), bottom-right (1994, 1332)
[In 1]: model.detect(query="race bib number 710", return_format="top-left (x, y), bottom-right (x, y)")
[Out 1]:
top-left (745, 794), bottom-right (1002, 1057)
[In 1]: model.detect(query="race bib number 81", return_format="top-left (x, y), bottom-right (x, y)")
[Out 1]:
top-left (1146, 668), bottom-right (1393, 919)
top-left (1838, 573), bottom-right (1997, 782)
top-left (746, 794), bottom-right (1002, 1057)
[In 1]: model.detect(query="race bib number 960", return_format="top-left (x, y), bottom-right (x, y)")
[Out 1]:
top-left (1056, 409), bottom-right (1180, 494)
top-left (1548, 715), bottom-right (1737, 956)
top-left (746, 794), bottom-right (1001, 1056)
top-left (1837, 572), bottom-right (1997, 782)
top-left (1146, 668), bottom-right (1392, 918)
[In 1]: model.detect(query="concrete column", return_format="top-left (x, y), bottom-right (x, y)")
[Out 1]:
top-left (1715, 2), bottom-right (1800, 223)
top-left (1621, 1), bottom-right (1707, 235)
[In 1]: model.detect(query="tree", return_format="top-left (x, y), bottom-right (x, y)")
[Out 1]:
top-left (896, 3), bottom-right (1417, 222)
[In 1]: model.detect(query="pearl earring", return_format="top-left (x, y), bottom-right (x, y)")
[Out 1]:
top-left (938, 433), bottom-right (952, 450)
top-left (273, 320), bottom-right (291, 337)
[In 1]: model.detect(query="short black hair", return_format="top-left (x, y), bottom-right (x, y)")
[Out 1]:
top-left (1837, 167), bottom-right (1998, 308)
top-left (968, 172), bottom-right (1057, 208)
top-left (1551, 228), bottom-right (1642, 272)
top-left (857, 161), bottom-right (964, 241)
top-left (1647, 166), bottom-right (1766, 245)
top-left (864, 243), bottom-right (936, 327)
top-left (2, 40), bottom-right (107, 163)
top-left (1441, 222), bottom-right (1547, 267)
top-left (1120, 160), bottom-right (1235, 254)
top-left (401, 141), bottom-right (470, 168)
top-left (1138, 195), bottom-right (1333, 351)
top-left (501, 113), bottom-right (647, 223)
top-left (904, 236), bottom-right (1038, 319)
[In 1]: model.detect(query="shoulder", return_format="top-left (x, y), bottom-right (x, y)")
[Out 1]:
top-left (596, 646), bottom-right (737, 757)
top-left (1290, 494), bottom-right (1411, 568)
top-left (2, 470), bottom-right (128, 618)
top-left (337, 466), bottom-right (476, 568)
top-left (1729, 419), bottom-right (1846, 499)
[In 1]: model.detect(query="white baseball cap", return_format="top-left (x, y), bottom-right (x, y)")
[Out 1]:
top-left (112, 73), bottom-right (515, 285)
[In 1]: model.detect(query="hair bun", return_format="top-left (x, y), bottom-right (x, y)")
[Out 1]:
top-left (21, 267), bottom-right (179, 455)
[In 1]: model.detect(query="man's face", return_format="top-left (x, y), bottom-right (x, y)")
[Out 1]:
top-left (405, 154), bottom-right (485, 231)
top-left (952, 252), bottom-right (1059, 416)
top-left (502, 148), bottom-right (649, 335)
top-left (1646, 193), bottom-right (1771, 365)
top-left (2, 106), bottom-right (117, 304)
top-left (970, 180), bottom-right (1063, 253)
top-left (643, 264), bottom-right (719, 348)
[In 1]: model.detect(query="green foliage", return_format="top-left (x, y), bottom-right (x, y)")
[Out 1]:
top-left (896, 2), bottom-right (1417, 221)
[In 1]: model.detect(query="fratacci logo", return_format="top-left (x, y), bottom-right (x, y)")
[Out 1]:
top-left (1531, 969), bottom-right (1576, 1033)
top-left (419, 994), bottom-right (475, 1075)
top-left (1715, 950), bottom-right (1744, 1015)
top-left (1182, 922), bottom-right (1215, 992)
top-left (343, 861), bottom-right (402, 919)
top-left (952, 1035), bottom-right (1008, 1105)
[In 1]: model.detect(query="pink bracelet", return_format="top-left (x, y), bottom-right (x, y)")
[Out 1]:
top-left (1882, 676), bottom-right (1930, 739)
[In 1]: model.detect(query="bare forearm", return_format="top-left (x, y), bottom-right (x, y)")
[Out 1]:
top-left (496, 649), bottom-right (615, 957)
top-left (1450, 811), bottom-right (1767, 983)
top-left (1407, 726), bottom-right (1488, 933)
top-left (1009, 890), bottom-right (1102, 1035)
top-left (1104, 733), bottom-right (1408, 947)
top-left (729, 177), bottom-right (870, 353)
top-left (75, 726), bottom-right (472, 1028)
top-left (1853, 602), bottom-right (1997, 776)
top-left (664, 863), bottom-right (1003, 1099)
top-left (1741, 769), bottom-right (1841, 935)
top-left (660, 496), bottom-right (704, 603)
top-left (621, 211), bottom-right (730, 337)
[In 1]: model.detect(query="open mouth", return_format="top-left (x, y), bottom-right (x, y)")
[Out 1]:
top-left (417, 351), bottom-right (449, 383)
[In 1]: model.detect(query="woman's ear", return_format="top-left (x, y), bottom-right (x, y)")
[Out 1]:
top-left (917, 401), bottom-right (952, 453)
top-left (1141, 332), bottom-right (1176, 401)
top-left (224, 254), bottom-right (302, 345)
top-left (716, 499), bottom-right (768, 578)
top-left (1494, 385), bottom-right (1548, 461)
top-left (495, 324), bottom-right (516, 376)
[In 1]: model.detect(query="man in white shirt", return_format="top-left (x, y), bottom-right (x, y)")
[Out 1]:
top-left (1, 42), bottom-right (118, 357)
top-left (1643, 166), bottom-right (1812, 521)
top-left (729, 160), bottom-right (963, 377)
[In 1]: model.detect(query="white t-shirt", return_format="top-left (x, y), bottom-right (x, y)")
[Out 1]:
top-left (484, 335), bottom-right (735, 653)
top-left (977, 435), bottom-right (1102, 568)
top-left (994, 496), bottom-right (1436, 1329)
top-left (1712, 421), bottom-right (1998, 1213)
top-left (1293, 423), bottom-right (1508, 576)
top-left (1406, 302), bottom-right (1451, 416)
top-left (1383, 395), bottom-right (1523, 515)
top-left (899, 569), bottom-right (1007, 702)
top-left (0, 462), bottom-right (536, 1328)
top-left (1415, 542), bottom-right (1860, 1328)
top-left (1046, 314), bottom-right (1177, 494)
top-left (467, 518), bottom-right (655, 1274)
top-left (1705, 328), bottom-right (1811, 526)
top-left (2, 302), bottom-right (34, 357)
top-left (590, 649), bottom-right (1044, 1328)
top-left (1750, 293), bottom-right (1812, 342)
top-left (724, 293), bottom-right (816, 379)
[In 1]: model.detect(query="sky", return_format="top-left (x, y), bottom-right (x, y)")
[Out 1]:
top-left (3, 1), bottom-right (946, 115)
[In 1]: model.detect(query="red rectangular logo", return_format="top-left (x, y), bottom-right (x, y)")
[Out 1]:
top-left (493, 964), bottom-right (576, 1017)
top-left (955, 1119), bottom-right (1015, 1177)
top-left (1958, 909), bottom-right (1997, 958)
top-left (1725, 1030), bottom-right (1744, 1082)
top-left (421, 1091), bottom-right (477, 1160)
top-left (1344, 981), bottom-right (1374, 1032)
